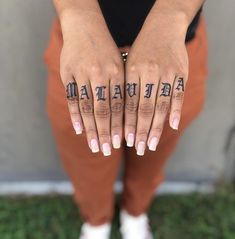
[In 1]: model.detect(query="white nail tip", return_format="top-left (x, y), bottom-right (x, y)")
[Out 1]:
top-left (73, 122), bottom-right (82, 134)
top-left (127, 133), bottom-right (134, 147)
top-left (90, 139), bottom-right (99, 153)
top-left (149, 137), bottom-right (158, 151)
top-left (137, 141), bottom-right (145, 156)
top-left (102, 143), bottom-right (111, 156)
top-left (112, 135), bottom-right (121, 149)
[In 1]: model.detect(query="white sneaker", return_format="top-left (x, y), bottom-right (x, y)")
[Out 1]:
top-left (120, 210), bottom-right (153, 239)
top-left (79, 222), bottom-right (111, 239)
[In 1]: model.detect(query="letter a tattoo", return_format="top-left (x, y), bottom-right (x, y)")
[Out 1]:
top-left (160, 83), bottom-right (171, 97)
top-left (176, 77), bottom-right (185, 91)
top-left (112, 85), bottom-right (123, 99)
top-left (144, 84), bottom-right (154, 98)
top-left (80, 85), bottom-right (89, 100)
top-left (126, 83), bottom-right (137, 97)
top-left (96, 86), bottom-right (106, 101)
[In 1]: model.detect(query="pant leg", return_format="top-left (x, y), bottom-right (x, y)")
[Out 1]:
top-left (121, 16), bottom-right (208, 216)
top-left (44, 19), bottom-right (123, 225)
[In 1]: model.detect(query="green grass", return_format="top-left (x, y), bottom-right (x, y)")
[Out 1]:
top-left (1, 187), bottom-right (235, 239)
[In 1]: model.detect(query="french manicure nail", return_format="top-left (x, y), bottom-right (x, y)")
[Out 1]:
top-left (73, 122), bottom-right (82, 134)
top-left (112, 135), bottom-right (121, 149)
top-left (102, 143), bottom-right (111, 156)
top-left (127, 133), bottom-right (134, 147)
top-left (90, 139), bottom-right (99, 153)
top-left (172, 118), bottom-right (180, 130)
top-left (149, 137), bottom-right (159, 151)
top-left (137, 141), bottom-right (145, 156)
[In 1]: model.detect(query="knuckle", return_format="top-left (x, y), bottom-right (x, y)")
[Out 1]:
top-left (90, 63), bottom-right (103, 76)
top-left (173, 91), bottom-right (184, 102)
top-left (98, 129), bottom-right (110, 138)
top-left (156, 100), bottom-right (170, 114)
top-left (109, 62), bottom-right (122, 76)
top-left (125, 124), bottom-right (136, 133)
top-left (94, 104), bottom-right (110, 119)
top-left (80, 100), bottom-right (93, 115)
top-left (151, 125), bottom-right (163, 135)
top-left (67, 98), bottom-right (78, 105)
top-left (128, 63), bottom-right (138, 73)
top-left (172, 109), bottom-right (181, 115)
top-left (112, 125), bottom-right (122, 132)
top-left (111, 102), bottom-right (123, 114)
top-left (163, 72), bottom-right (175, 82)
top-left (86, 128), bottom-right (97, 136)
top-left (61, 62), bottom-right (72, 75)
top-left (136, 130), bottom-right (148, 138)
top-left (138, 102), bottom-right (154, 117)
top-left (125, 99), bottom-right (138, 114)
top-left (70, 111), bottom-right (80, 118)
top-left (146, 61), bottom-right (159, 72)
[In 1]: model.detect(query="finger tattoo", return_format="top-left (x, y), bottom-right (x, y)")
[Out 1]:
top-left (66, 82), bottom-right (78, 99)
top-left (96, 86), bottom-right (106, 101)
top-left (160, 83), bottom-right (171, 97)
top-left (144, 83), bottom-right (154, 98)
top-left (176, 77), bottom-right (185, 91)
top-left (126, 83), bottom-right (137, 97)
top-left (80, 85), bottom-right (90, 100)
top-left (112, 85), bottom-right (123, 99)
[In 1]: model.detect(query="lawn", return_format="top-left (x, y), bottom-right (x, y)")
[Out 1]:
top-left (1, 187), bottom-right (235, 239)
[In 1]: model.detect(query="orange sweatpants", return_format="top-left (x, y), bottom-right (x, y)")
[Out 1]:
top-left (44, 17), bottom-right (208, 226)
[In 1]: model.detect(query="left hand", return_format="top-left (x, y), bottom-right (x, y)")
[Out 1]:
top-left (124, 12), bottom-right (189, 156)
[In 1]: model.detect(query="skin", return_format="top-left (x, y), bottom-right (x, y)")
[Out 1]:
top-left (125, 0), bottom-right (205, 156)
top-left (54, 0), bottom-right (126, 156)
top-left (53, 0), bottom-right (204, 157)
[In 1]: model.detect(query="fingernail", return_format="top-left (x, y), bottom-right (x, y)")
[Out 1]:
top-left (172, 117), bottom-right (180, 130)
top-left (137, 141), bottom-right (145, 156)
top-left (127, 133), bottom-right (134, 147)
top-left (112, 135), bottom-right (121, 149)
top-left (90, 139), bottom-right (99, 153)
top-left (149, 137), bottom-right (159, 151)
top-left (73, 122), bottom-right (82, 134)
top-left (102, 143), bottom-right (111, 156)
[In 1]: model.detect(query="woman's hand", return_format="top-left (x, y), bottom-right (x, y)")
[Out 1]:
top-left (60, 10), bottom-right (124, 156)
top-left (125, 9), bottom-right (190, 156)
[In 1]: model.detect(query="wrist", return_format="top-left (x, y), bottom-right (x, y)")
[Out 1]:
top-left (59, 8), bottom-right (105, 42)
top-left (145, 2), bottom-right (191, 40)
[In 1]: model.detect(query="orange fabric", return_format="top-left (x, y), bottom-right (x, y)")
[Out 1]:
top-left (44, 16), bottom-right (208, 225)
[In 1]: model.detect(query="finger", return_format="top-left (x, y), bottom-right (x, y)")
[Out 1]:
top-left (90, 77), bottom-right (111, 157)
top-left (148, 77), bottom-right (173, 151)
top-left (169, 76), bottom-right (186, 130)
top-left (110, 77), bottom-right (124, 149)
top-left (77, 79), bottom-right (100, 153)
top-left (124, 65), bottom-right (140, 147)
top-left (135, 75), bottom-right (159, 156)
top-left (63, 74), bottom-right (83, 135)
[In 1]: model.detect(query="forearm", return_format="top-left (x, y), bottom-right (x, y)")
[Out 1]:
top-left (145, 0), bottom-right (205, 37)
top-left (53, 0), bottom-right (107, 42)
top-left (53, 0), bottom-right (101, 18)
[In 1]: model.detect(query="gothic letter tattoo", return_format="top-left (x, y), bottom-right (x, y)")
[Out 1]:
top-left (144, 83), bottom-right (154, 98)
top-left (126, 83), bottom-right (137, 97)
top-left (160, 83), bottom-right (171, 97)
top-left (176, 77), bottom-right (185, 92)
top-left (80, 85), bottom-right (89, 100)
top-left (112, 85), bottom-right (123, 99)
top-left (66, 82), bottom-right (78, 99)
top-left (95, 86), bottom-right (106, 101)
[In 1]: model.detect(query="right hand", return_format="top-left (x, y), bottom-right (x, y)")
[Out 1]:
top-left (60, 10), bottom-right (124, 156)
